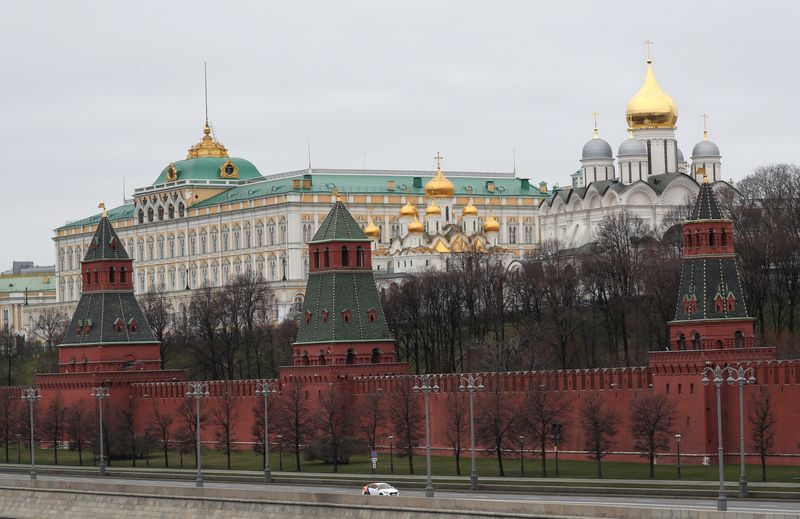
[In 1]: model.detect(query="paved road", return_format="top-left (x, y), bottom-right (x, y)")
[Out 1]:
top-left (0, 472), bottom-right (797, 515)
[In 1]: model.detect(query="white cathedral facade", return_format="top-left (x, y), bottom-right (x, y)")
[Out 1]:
top-left (538, 54), bottom-right (726, 246)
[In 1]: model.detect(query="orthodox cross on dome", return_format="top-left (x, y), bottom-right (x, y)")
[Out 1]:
top-left (702, 113), bottom-right (710, 141)
top-left (591, 112), bottom-right (600, 138)
top-left (434, 151), bottom-right (443, 171)
top-left (644, 39), bottom-right (653, 62)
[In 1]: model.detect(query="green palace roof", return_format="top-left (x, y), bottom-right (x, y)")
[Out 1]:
top-left (0, 273), bottom-right (55, 294)
top-left (59, 168), bottom-right (546, 230)
top-left (151, 157), bottom-right (263, 185)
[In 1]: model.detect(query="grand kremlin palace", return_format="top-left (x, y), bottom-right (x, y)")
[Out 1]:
top-left (49, 52), bottom-right (723, 322)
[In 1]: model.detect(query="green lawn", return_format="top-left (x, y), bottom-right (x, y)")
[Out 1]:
top-left (3, 445), bottom-right (799, 484)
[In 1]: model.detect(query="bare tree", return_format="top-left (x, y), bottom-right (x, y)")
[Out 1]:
top-left (0, 395), bottom-right (20, 463)
top-left (150, 402), bottom-right (174, 467)
top-left (33, 308), bottom-right (68, 351)
top-left (445, 391), bottom-right (468, 475)
top-left (749, 388), bottom-right (776, 482)
top-left (314, 383), bottom-right (355, 473)
top-left (521, 384), bottom-right (571, 477)
top-left (40, 391), bottom-right (68, 465)
top-left (273, 382), bottom-right (310, 471)
top-left (139, 286), bottom-right (172, 368)
top-left (390, 378), bottom-right (423, 474)
top-left (359, 389), bottom-right (385, 453)
top-left (629, 394), bottom-right (676, 478)
top-left (580, 392), bottom-right (619, 478)
top-left (211, 386), bottom-right (239, 469)
top-left (475, 383), bottom-right (518, 477)
top-left (65, 399), bottom-right (91, 466)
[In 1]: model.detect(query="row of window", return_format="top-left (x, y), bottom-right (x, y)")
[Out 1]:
top-left (675, 331), bottom-right (745, 350)
top-left (312, 246), bottom-right (366, 269)
top-left (304, 308), bottom-right (378, 324)
top-left (685, 227), bottom-right (729, 248)
top-left (137, 203), bottom-right (186, 224)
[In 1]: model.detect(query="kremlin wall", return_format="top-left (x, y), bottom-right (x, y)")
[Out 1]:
top-left (12, 180), bottom-right (800, 469)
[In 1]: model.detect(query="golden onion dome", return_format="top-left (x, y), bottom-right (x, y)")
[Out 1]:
top-left (424, 168), bottom-right (456, 197)
top-left (462, 201), bottom-right (478, 216)
top-left (187, 123), bottom-right (229, 159)
top-left (400, 201), bottom-right (418, 217)
top-left (425, 201), bottom-right (442, 216)
top-left (626, 59), bottom-right (678, 130)
top-left (407, 217), bottom-right (424, 234)
top-left (483, 214), bottom-right (500, 233)
top-left (363, 216), bottom-right (381, 239)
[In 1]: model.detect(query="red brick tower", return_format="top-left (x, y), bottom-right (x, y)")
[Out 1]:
top-left (37, 211), bottom-right (183, 405)
top-left (667, 177), bottom-right (758, 354)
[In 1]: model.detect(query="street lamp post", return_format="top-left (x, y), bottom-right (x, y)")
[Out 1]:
top-left (731, 366), bottom-right (756, 497)
top-left (675, 433), bottom-right (682, 480)
top-left (276, 434), bottom-right (283, 471)
top-left (552, 423), bottom-right (563, 477)
top-left (255, 380), bottom-right (279, 483)
top-left (186, 382), bottom-right (210, 487)
top-left (388, 435), bottom-right (394, 475)
top-left (458, 373), bottom-right (484, 490)
top-left (91, 386), bottom-right (110, 476)
top-left (15, 433), bottom-right (21, 464)
top-left (413, 374), bottom-right (440, 498)
top-left (21, 387), bottom-right (41, 480)
top-left (518, 435), bottom-right (525, 477)
top-left (702, 365), bottom-right (728, 511)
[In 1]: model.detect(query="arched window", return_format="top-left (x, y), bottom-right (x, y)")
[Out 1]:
top-left (157, 206), bottom-right (164, 221)
top-left (356, 246), bottom-right (364, 267)
top-left (678, 333), bottom-right (686, 351)
top-left (109, 267), bottom-right (115, 283)
top-left (715, 340), bottom-right (724, 349)
top-left (686, 233), bottom-right (692, 248)
top-left (709, 228), bottom-right (715, 246)
top-left (371, 348), bottom-right (381, 364)
top-left (168, 204), bottom-right (175, 219)
top-left (147, 207), bottom-right (154, 222)
top-left (735, 331), bottom-right (744, 349)
top-left (692, 332), bottom-right (701, 350)
top-left (138, 209), bottom-right (144, 224)
top-left (120, 267), bottom-right (126, 284)
top-left (323, 247), bottom-right (329, 267)
top-left (314, 248), bottom-right (320, 269)
top-left (720, 229), bottom-right (727, 247)
top-left (302, 352), bottom-right (310, 366)
top-left (346, 349), bottom-right (356, 365)
top-left (341, 246), bottom-right (349, 266)
top-left (318, 352), bottom-right (326, 365)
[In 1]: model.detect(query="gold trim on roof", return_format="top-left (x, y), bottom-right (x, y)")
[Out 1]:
top-left (187, 123), bottom-right (229, 159)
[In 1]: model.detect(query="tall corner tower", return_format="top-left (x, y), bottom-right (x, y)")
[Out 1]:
top-left (58, 212), bottom-right (162, 373)
top-left (293, 200), bottom-right (398, 367)
top-left (667, 178), bottom-right (756, 352)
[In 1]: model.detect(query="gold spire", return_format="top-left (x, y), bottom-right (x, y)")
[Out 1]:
top-left (363, 216), bottom-right (381, 239)
top-left (187, 122), bottom-right (229, 159)
top-left (425, 200), bottom-right (442, 215)
top-left (483, 214), bottom-right (500, 233)
top-left (626, 42), bottom-right (678, 129)
top-left (407, 216), bottom-right (424, 234)
top-left (400, 199), bottom-right (418, 217)
top-left (462, 199), bottom-right (478, 216)
top-left (702, 113), bottom-right (709, 141)
top-left (592, 112), bottom-right (600, 138)
top-left (98, 202), bottom-right (108, 218)
top-left (424, 151), bottom-right (456, 197)
top-left (703, 170), bottom-right (710, 184)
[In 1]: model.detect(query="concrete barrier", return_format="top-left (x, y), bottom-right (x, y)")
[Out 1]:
top-left (0, 478), bottom-right (794, 519)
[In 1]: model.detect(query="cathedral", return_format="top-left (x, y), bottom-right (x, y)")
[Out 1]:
top-left (538, 50), bottom-right (728, 247)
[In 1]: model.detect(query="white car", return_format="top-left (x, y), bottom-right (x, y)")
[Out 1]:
top-left (362, 482), bottom-right (399, 496)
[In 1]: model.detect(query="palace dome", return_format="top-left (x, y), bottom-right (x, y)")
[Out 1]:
top-left (626, 59), bottom-right (678, 129)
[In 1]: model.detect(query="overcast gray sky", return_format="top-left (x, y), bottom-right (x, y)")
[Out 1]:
top-left (1, 1), bottom-right (798, 269)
